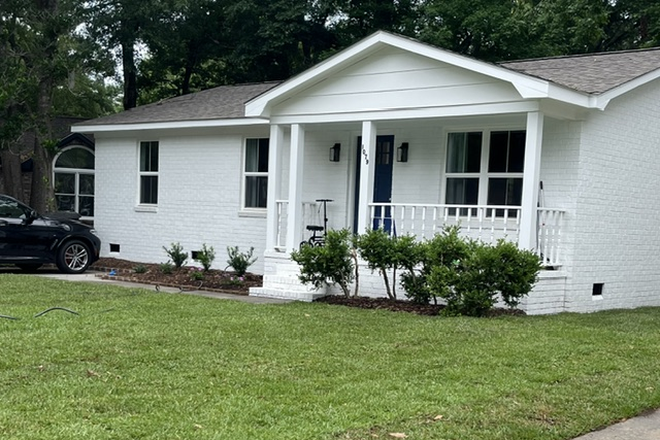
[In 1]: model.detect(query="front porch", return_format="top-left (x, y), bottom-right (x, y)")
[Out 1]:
top-left (250, 113), bottom-right (571, 311)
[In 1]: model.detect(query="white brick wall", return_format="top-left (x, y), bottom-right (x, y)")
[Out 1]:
top-left (566, 80), bottom-right (660, 312)
top-left (94, 127), bottom-right (270, 273)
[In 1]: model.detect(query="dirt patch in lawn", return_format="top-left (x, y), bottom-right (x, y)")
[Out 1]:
top-left (91, 258), bottom-right (262, 295)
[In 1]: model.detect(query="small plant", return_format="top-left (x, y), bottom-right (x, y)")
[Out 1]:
top-left (291, 229), bottom-right (355, 297)
top-left (226, 246), bottom-right (257, 276)
top-left (190, 267), bottom-right (205, 281)
top-left (133, 264), bottom-right (148, 274)
top-left (163, 242), bottom-right (188, 268)
top-left (194, 244), bottom-right (216, 271)
top-left (159, 262), bottom-right (174, 274)
top-left (227, 275), bottom-right (245, 286)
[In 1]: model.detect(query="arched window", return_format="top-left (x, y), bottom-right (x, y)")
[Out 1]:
top-left (53, 146), bottom-right (95, 218)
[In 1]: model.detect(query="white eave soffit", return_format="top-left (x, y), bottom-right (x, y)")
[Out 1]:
top-left (245, 31), bottom-right (593, 117)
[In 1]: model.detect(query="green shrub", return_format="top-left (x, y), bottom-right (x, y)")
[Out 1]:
top-left (159, 262), bottom-right (174, 274)
top-left (356, 228), bottom-right (399, 299)
top-left (226, 246), bottom-right (257, 276)
top-left (190, 267), bottom-right (205, 281)
top-left (163, 242), bottom-right (187, 268)
top-left (428, 238), bottom-right (541, 317)
top-left (133, 264), bottom-right (147, 274)
top-left (291, 229), bottom-right (355, 297)
top-left (194, 243), bottom-right (216, 271)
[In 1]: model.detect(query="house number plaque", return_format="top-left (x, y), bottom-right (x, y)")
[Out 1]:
top-left (361, 145), bottom-right (369, 164)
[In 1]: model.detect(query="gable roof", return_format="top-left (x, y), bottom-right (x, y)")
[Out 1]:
top-left (76, 82), bottom-right (280, 130)
top-left (500, 48), bottom-right (660, 94)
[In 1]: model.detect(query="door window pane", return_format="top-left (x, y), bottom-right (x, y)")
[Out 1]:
top-left (55, 148), bottom-right (94, 169)
top-left (79, 196), bottom-right (94, 217)
top-left (56, 195), bottom-right (75, 212)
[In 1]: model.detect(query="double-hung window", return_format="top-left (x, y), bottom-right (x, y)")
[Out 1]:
top-left (139, 141), bottom-right (159, 205)
top-left (243, 138), bottom-right (269, 209)
top-left (445, 130), bottom-right (525, 216)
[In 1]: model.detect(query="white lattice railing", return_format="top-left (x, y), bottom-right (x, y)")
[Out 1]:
top-left (275, 200), bottom-right (320, 250)
top-left (537, 208), bottom-right (565, 267)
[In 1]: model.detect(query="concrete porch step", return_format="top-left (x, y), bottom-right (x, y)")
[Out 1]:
top-left (249, 287), bottom-right (327, 302)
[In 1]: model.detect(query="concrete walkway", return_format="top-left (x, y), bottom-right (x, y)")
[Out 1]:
top-left (572, 408), bottom-right (660, 440)
top-left (20, 269), bottom-right (660, 439)
top-left (32, 269), bottom-right (291, 304)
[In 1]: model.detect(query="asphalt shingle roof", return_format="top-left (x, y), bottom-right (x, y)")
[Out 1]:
top-left (79, 82), bottom-right (281, 126)
top-left (78, 45), bottom-right (660, 128)
top-left (499, 47), bottom-right (660, 94)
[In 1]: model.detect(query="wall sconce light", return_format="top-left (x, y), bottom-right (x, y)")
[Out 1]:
top-left (329, 143), bottom-right (341, 162)
top-left (397, 142), bottom-right (409, 162)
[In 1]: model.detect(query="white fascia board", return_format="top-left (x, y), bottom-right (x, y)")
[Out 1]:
top-left (245, 31), bottom-right (592, 116)
top-left (269, 101), bottom-right (540, 125)
top-left (592, 68), bottom-right (660, 110)
top-left (71, 117), bottom-right (270, 133)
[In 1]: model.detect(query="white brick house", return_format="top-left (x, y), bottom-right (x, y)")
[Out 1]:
top-left (74, 32), bottom-right (660, 314)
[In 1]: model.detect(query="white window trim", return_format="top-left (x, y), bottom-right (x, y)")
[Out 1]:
top-left (440, 127), bottom-right (526, 207)
top-left (240, 137), bottom-right (269, 213)
top-left (137, 140), bottom-right (159, 208)
top-left (52, 145), bottom-right (95, 220)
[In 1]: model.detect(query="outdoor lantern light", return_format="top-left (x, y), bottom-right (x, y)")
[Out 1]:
top-left (329, 143), bottom-right (341, 162)
top-left (397, 142), bottom-right (409, 162)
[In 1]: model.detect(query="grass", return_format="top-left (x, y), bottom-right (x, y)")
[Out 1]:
top-left (1, 275), bottom-right (659, 440)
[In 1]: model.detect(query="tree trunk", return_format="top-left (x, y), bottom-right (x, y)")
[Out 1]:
top-left (0, 148), bottom-right (25, 201)
top-left (122, 40), bottom-right (138, 109)
top-left (30, 77), bottom-right (55, 213)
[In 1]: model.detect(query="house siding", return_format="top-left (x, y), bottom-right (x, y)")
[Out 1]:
top-left (568, 79), bottom-right (660, 312)
top-left (273, 46), bottom-right (523, 117)
top-left (94, 128), bottom-right (270, 272)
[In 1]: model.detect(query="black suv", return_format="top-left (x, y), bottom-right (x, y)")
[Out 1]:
top-left (0, 194), bottom-right (101, 273)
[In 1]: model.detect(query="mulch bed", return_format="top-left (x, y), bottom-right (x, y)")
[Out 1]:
top-left (315, 296), bottom-right (526, 317)
top-left (90, 257), bottom-right (262, 295)
top-left (90, 258), bottom-right (525, 317)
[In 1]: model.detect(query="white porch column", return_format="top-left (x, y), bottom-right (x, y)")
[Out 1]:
top-left (285, 124), bottom-right (305, 251)
top-left (265, 124), bottom-right (284, 250)
top-left (356, 121), bottom-right (377, 233)
top-left (519, 111), bottom-right (544, 250)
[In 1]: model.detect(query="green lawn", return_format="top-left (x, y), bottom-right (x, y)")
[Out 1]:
top-left (1, 275), bottom-right (659, 440)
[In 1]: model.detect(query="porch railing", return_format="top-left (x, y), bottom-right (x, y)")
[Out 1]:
top-left (369, 203), bottom-right (565, 267)
top-left (274, 200), bottom-right (319, 250)
top-left (537, 208), bottom-right (565, 267)
top-left (273, 201), bottom-right (565, 267)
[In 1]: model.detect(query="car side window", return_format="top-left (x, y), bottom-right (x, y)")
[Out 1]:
top-left (0, 197), bottom-right (27, 219)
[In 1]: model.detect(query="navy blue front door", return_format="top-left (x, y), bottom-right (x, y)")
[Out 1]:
top-left (353, 135), bottom-right (394, 233)
top-left (373, 136), bottom-right (394, 232)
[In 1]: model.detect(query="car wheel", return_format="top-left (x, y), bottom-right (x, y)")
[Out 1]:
top-left (16, 263), bottom-right (43, 272)
top-left (56, 240), bottom-right (91, 274)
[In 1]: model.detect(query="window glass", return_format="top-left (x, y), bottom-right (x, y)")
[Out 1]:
top-left (488, 131), bottom-right (525, 173)
top-left (54, 173), bottom-right (75, 194)
top-left (80, 174), bottom-right (94, 195)
top-left (446, 178), bottom-right (479, 205)
top-left (140, 141), bottom-right (159, 172)
top-left (0, 196), bottom-right (27, 218)
top-left (55, 148), bottom-right (94, 169)
top-left (244, 138), bottom-right (269, 209)
top-left (140, 176), bottom-right (158, 205)
top-left (446, 132), bottom-right (482, 173)
top-left (245, 176), bottom-right (268, 208)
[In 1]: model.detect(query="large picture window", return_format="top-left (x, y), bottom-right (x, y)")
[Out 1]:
top-left (139, 141), bottom-right (159, 205)
top-left (243, 138), bottom-right (269, 209)
top-left (445, 130), bottom-right (525, 215)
